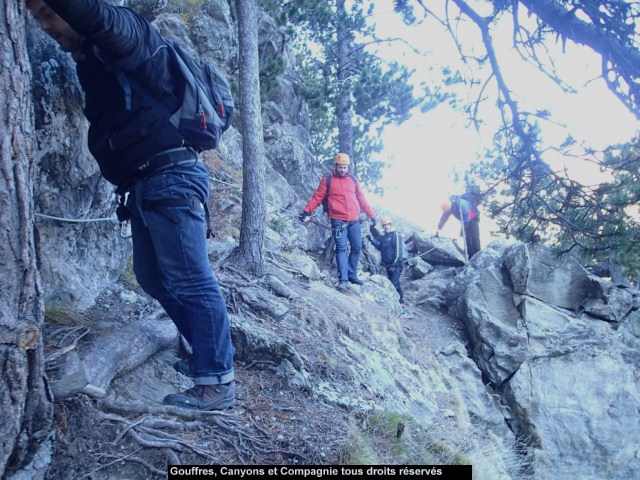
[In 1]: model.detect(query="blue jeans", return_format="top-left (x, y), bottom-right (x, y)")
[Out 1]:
top-left (331, 219), bottom-right (362, 281)
top-left (127, 160), bottom-right (234, 385)
top-left (386, 263), bottom-right (404, 304)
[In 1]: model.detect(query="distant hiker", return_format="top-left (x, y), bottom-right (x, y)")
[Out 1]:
top-left (299, 153), bottom-right (376, 290)
top-left (27, 0), bottom-right (235, 410)
top-left (369, 217), bottom-right (404, 306)
top-left (436, 194), bottom-right (481, 259)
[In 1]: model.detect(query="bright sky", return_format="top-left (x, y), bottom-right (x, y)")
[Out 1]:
top-left (365, 3), bottom-right (638, 245)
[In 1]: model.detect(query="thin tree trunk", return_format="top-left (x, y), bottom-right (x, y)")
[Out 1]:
top-left (336, 0), bottom-right (355, 170)
top-left (0, 0), bottom-right (53, 476)
top-left (235, 0), bottom-right (266, 276)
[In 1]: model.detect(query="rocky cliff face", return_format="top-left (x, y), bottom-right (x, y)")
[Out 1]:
top-left (25, 1), bottom-right (639, 478)
top-left (444, 241), bottom-right (640, 479)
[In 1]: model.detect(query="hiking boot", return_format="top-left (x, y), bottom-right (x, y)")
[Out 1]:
top-left (337, 280), bottom-right (350, 290)
top-left (163, 381), bottom-right (236, 410)
top-left (173, 359), bottom-right (191, 376)
top-left (348, 278), bottom-right (364, 285)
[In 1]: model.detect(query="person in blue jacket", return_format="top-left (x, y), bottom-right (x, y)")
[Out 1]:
top-left (369, 217), bottom-right (404, 305)
top-left (437, 195), bottom-right (481, 259)
top-left (26, 0), bottom-right (235, 410)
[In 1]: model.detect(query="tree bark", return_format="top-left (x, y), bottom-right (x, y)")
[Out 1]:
top-left (235, 0), bottom-right (266, 276)
top-left (336, 0), bottom-right (355, 169)
top-left (0, 0), bottom-right (53, 476)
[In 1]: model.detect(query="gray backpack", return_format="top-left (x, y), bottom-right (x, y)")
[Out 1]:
top-left (96, 39), bottom-right (234, 151)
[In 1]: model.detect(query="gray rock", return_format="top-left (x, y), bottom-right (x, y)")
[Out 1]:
top-left (153, 14), bottom-right (194, 51)
top-left (405, 232), bottom-right (466, 266)
top-left (29, 35), bottom-right (130, 311)
top-left (583, 279), bottom-right (635, 323)
top-left (265, 165), bottom-right (296, 211)
top-left (504, 352), bottom-right (640, 480)
top-left (408, 267), bottom-right (457, 310)
top-left (436, 343), bottom-right (513, 440)
top-left (519, 297), bottom-right (612, 357)
top-left (240, 287), bottom-right (289, 319)
top-left (457, 265), bottom-right (529, 385)
top-left (264, 123), bottom-right (318, 190)
top-left (264, 274), bottom-right (299, 300)
top-left (231, 315), bottom-right (304, 370)
top-left (288, 253), bottom-right (322, 280)
top-left (503, 243), bottom-right (597, 310)
top-left (407, 257), bottom-right (433, 279)
top-left (129, 0), bottom-right (168, 19)
top-left (195, 1), bottom-right (237, 68)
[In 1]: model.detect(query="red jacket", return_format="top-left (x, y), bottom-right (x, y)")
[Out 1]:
top-left (304, 171), bottom-right (376, 222)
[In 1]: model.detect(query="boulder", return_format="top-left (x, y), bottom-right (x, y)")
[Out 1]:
top-left (503, 243), bottom-right (598, 310)
top-left (407, 257), bottom-right (433, 279)
top-left (504, 351), bottom-right (640, 480)
top-left (240, 287), bottom-right (289, 319)
top-left (405, 232), bottom-right (465, 266)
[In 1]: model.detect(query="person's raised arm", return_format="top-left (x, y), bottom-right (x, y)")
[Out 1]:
top-left (43, 0), bottom-right (156, 69)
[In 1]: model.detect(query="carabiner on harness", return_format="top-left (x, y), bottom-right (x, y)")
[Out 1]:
top-left (333, 221), bottom-right (349, 240)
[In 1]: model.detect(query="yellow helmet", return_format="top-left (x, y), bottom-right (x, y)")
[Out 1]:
top-left (441, 201), bottom-right (452, 212)
top-left (334, 153), bottom-right (350, 165)
top-left (381, 216), bottom-right (392, 226)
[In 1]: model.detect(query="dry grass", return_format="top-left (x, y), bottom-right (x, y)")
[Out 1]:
top-left (345, 409), bottom-right (531, 479)
top-left (45, 305), bottom-right (90, 325)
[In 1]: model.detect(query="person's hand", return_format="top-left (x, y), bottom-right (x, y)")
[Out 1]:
top-left (370, 218), bottom-right (377, 227)
top-left (369, 224), bottom-right (377, 235)
top-left (298, 211), bottom-right (310, 222)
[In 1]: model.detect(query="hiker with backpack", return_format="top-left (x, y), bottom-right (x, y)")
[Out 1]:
top-left (368, 217), bottom-right (405, 306)
top-left (436, 194), bottom-right (481, 259)
top-left (27, 0), bottom-right (236, 410)
top-left (299, 153), bottom-right (377, 290)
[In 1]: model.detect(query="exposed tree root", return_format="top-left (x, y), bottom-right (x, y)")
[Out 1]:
top-left (94, 396), bottom-right (281, 466)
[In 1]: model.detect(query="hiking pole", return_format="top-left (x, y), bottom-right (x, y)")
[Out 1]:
top-left (458, 200), bottom-right (469, 263)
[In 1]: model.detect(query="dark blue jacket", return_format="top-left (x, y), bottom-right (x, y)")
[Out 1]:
top-left (44, 0), bottom-right (185, 187)
top-left (370, 227), bottom-right (403, 267)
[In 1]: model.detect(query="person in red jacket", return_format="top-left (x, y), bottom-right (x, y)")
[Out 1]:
top-left (299, 153), bottom-right (376, 290)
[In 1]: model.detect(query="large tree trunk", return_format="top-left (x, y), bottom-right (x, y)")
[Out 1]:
top-left (336, 0), bottom-right (354, 169)
top-left (0, 0), bottom-right (53, 476)
top-left (235, 0), bottom-right (266, 275)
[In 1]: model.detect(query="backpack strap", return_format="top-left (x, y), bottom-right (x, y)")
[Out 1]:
top-left (93, 47), bottom-right (134, 110)
top-left (93, 45), bottom-right (173, 118)
top-left (391, 231), bottom-right (402, 265)
top-left (323, 174), bottom-right (332, 204)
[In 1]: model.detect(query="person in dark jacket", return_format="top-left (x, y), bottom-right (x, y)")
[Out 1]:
top-left (299, 153), bottom-right (376, 290)
top-left (369, 217), bottom-right (404, 305)
top-left (436, 194), bottom-right (481, 259)
top-left (27, 0), bottom-right (235, 410)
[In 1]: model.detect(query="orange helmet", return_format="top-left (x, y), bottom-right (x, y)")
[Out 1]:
top-left (440, 201), bottom-right (452, 212)
top-left (334, 153), bottom-right (350, 165)
top-left (381, 216), bottom-right (392, 226)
